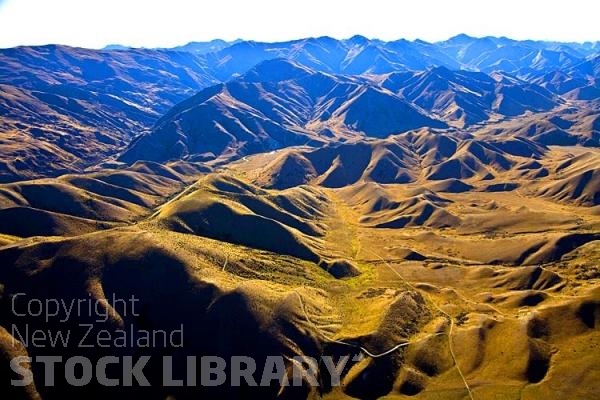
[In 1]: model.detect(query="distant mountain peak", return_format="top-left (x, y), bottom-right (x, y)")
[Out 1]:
top-left (168, 40), bottom-right (240, 54)
top-left (346, 35), bottom-right (371, 46)
top-left (241, 58), bottom-right (313, 82)
top-left (102, 44), bottom-right (130, 51)
top-left (445, 33), bottom-right (476, 43)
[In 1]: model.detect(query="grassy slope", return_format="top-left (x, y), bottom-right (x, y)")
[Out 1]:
top-left (0, 156), bottom-right (599, 399)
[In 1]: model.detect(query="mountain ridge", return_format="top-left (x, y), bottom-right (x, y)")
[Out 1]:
top-left (1, 34), bottom-right (599, 180)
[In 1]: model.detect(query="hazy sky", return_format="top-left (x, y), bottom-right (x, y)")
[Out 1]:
top-left (0, 0), bottom-right (598, 48)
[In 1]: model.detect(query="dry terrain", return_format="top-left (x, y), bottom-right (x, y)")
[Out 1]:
top-left (1, 34), bottom-right (599, 399)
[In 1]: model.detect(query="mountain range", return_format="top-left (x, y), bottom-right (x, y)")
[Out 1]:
top-left (1, 34), bottom-right (600, 400)
top-left (1, 34), bottom-right (599, 181)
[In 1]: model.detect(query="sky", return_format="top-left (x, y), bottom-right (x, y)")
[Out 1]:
top-left (0, 0), bottom-right (598, 49)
